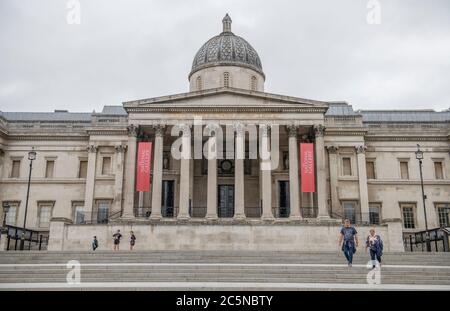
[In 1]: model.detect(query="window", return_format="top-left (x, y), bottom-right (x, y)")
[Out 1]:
top-left (72, 202), bottom-right (85, 224)
top-left (223, 72), bottom-right (230, 87)
top-left (436, 204), bottom-right (450, 228)
top-left (38, 203), bottom-right (53, 228)
top-left (78, 160), bottom-right (88, 178)
top-left (366, 161), bottom-right (375, 179)
top-left (96, 200), bottom-right (110, 224)
top-left (401, 204), bottom-right (416, 229)
top-left (434, 162), bottom-right (444, 180)
top-left (400, 161), bottom-right (409, 179)
top-left (45, 160), bottom-right (55, 178)
top-left (101, 157), bottom-right (111, 175)
top-left (343, 201), bottom-right (357, 224)
top-left (196, 76), bottom-right (202, 91)
top-left (342, 157), bottom-right (352, 176)
top-left (250, 76), bottom-right (257, 91)
top-left (369, 203), bottom-right (381, 225)
top-left (11, 160), bottom-right (20, 178)
top-left (3, 202), bottom-right (18, 226)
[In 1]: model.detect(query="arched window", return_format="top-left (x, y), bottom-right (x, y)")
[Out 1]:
top-left (251, 76), bottom-right (257, 91)
top-left (223, 72), bottom-right (230, 87)
top-left (196, 76), bottom-right (202, 91)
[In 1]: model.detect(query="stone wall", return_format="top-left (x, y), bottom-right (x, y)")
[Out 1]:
top-left (47, 221), bottom-right (404, 252)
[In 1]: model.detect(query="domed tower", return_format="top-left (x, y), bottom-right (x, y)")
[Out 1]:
top-left (189, 14), bottom-right (265, 92)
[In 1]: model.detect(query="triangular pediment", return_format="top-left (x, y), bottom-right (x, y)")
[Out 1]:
top-left (123, 87), bottom-right (329, 113)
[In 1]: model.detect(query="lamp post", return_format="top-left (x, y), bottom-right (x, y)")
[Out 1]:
top-left (20, 149), bottom-right (36, 250)
top-left (415, 144), bottom-right (431, 252)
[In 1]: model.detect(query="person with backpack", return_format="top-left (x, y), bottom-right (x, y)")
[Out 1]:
top-left (366, 228), bottom-right (383, 269)
top-left (112, 229), bottom-right (122, 251)
top-left (338, 219), bottom-right (359, 267)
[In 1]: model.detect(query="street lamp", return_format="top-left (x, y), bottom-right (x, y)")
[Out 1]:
top-left (415, 144), bottom-right (431, 252)
top-left (20, 149), bottom-right (36, 250)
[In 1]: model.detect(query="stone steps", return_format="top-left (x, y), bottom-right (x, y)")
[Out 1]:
top-left (1, 251), bottom-right (449, 290)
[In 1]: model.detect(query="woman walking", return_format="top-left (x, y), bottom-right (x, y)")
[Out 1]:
top-left (366, 229), bottom-right (383, 269)
top-left (130, 231), bottom-right (136, 251)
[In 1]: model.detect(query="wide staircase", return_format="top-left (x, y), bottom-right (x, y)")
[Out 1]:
top-left (0, 251), bottom-right (449, 290)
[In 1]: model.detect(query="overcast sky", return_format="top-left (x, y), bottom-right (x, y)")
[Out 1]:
top-left (0, 0), bottom-right (449, 113)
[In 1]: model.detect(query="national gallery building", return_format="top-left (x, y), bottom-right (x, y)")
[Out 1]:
top-left (0, 15), bottom-right (449, 252)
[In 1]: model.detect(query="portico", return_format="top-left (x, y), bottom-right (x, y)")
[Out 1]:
top-left (119, 87), bottom-right (333, 224)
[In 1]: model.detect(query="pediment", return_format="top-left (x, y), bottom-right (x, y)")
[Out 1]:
top-left (123, 87), bottom-right (329, 113)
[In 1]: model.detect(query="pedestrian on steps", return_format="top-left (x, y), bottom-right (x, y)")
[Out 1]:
top-left (113, 229), bottom-right (122, 251)
top-left (92, 236), bottom-right (98, 251)
top-left (339, 219), bottom-right (359, 267)
top-left (366, 228), bottom-right (383, 269)
top-left (130, 231), bottom-right (136, 251)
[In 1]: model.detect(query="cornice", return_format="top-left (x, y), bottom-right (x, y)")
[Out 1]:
top-left (125, 106), bottom-right (328, 114)
top-left (325, 127), bottom-right (368, 136)
top-left (367, 179), bottom-right (450, 186)
top-left (6, 134), bottom-right (89, 141)
top-left (365, 135), bottom-right (448, 142)
top-left (86, 128), bottom-right (128, 136)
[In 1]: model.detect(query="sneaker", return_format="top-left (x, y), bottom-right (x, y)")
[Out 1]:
top-left (348, 263), bottom-right (352, 267)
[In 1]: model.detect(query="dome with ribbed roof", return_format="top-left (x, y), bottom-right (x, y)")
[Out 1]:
top-left (189, 14), bottom-right (264, 79)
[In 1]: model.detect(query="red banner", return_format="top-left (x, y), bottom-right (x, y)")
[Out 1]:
top-left (300, 143), bottom-right (315, 193)
top-left (136, 142), bottom-right (152, 192)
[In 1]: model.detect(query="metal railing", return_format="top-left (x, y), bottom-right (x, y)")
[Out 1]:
top-left (301, 207), bottom-right (318, 218)
top-left (2, 225), bottom-right (49, 251)
top-left (404, 227), bottom-right (450, 252)
top-left (134, 207), bottom-right (151, 218)
top-left (245, 206), bottom-right (262, 218)
top-left (329, 211), bottom-right (375, 225)
top-left (75, 210), bottom-right (122, 225)
top-left (191, 207), bottom-right (207, 218)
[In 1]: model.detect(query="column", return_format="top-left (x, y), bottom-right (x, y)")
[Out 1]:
top-left (234, 123), bottom-right (246, 219)
top-left (113, 145), bottom-right (127, 215)
top-left (83, 144), bottom-right (97, 222)
top-left (178, 124), bottom-right (191, 219)
top-left (205, 124), bottom-right (218, 219)
top-left (260, 125), bottom-right (274, 220)
top-left (327, 146), bottom-right (339, 216)
top-left (150, 125), bottom-right (165, 219)
top-left (314, 125), bottom-right (330, 219)
top-left (356, 145), bottom-right (370, 224)
top-left (122, 124), bottom-right (138, 219)
top-left (287, 125), bottom-right (301, 220)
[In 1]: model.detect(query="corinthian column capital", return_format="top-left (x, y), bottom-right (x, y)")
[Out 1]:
top-left (127, 124), bottom-right (138, 137)
top-left (115, 144), bottom-right (127, 153)
top-left (356, 145), bottom-right (367, 154)
top-left (153, 124), bottom-right (166, 137)
top-left (86, 144), bottom-right (98, 153)
top-left (313, 124), bottom-right (325, 137)
top-left (286, 124), bottom-right (298, 138)
top-left (326, 145), bottom-right (339, 154)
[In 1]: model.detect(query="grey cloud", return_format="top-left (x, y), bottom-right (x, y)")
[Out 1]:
top-left (0, 0), bottom-right (449, 112)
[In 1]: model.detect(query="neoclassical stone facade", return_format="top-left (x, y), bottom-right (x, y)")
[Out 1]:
top-left (0, 15), bottom-right (449, 251)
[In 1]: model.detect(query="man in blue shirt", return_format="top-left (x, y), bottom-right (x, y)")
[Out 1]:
top-left (338, 219), bottom-right (359, 267)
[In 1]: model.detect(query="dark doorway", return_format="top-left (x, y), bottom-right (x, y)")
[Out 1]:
top-left (162, 180), bottom-right (175, 217)
top-left (218, 185), bottom-right (234, 218)
top-left (278, 181), bottom-right (290, 218)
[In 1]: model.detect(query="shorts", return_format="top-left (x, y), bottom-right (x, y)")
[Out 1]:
top-left (114, 239), bottom-right (120, 245)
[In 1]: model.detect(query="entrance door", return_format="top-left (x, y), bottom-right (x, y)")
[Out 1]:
top-left (218, 185), bottom-right (234, 218)
top-left (162, 180), bottom-right (175, 217)
top-left (278, 181), bottom-right (290, 218)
